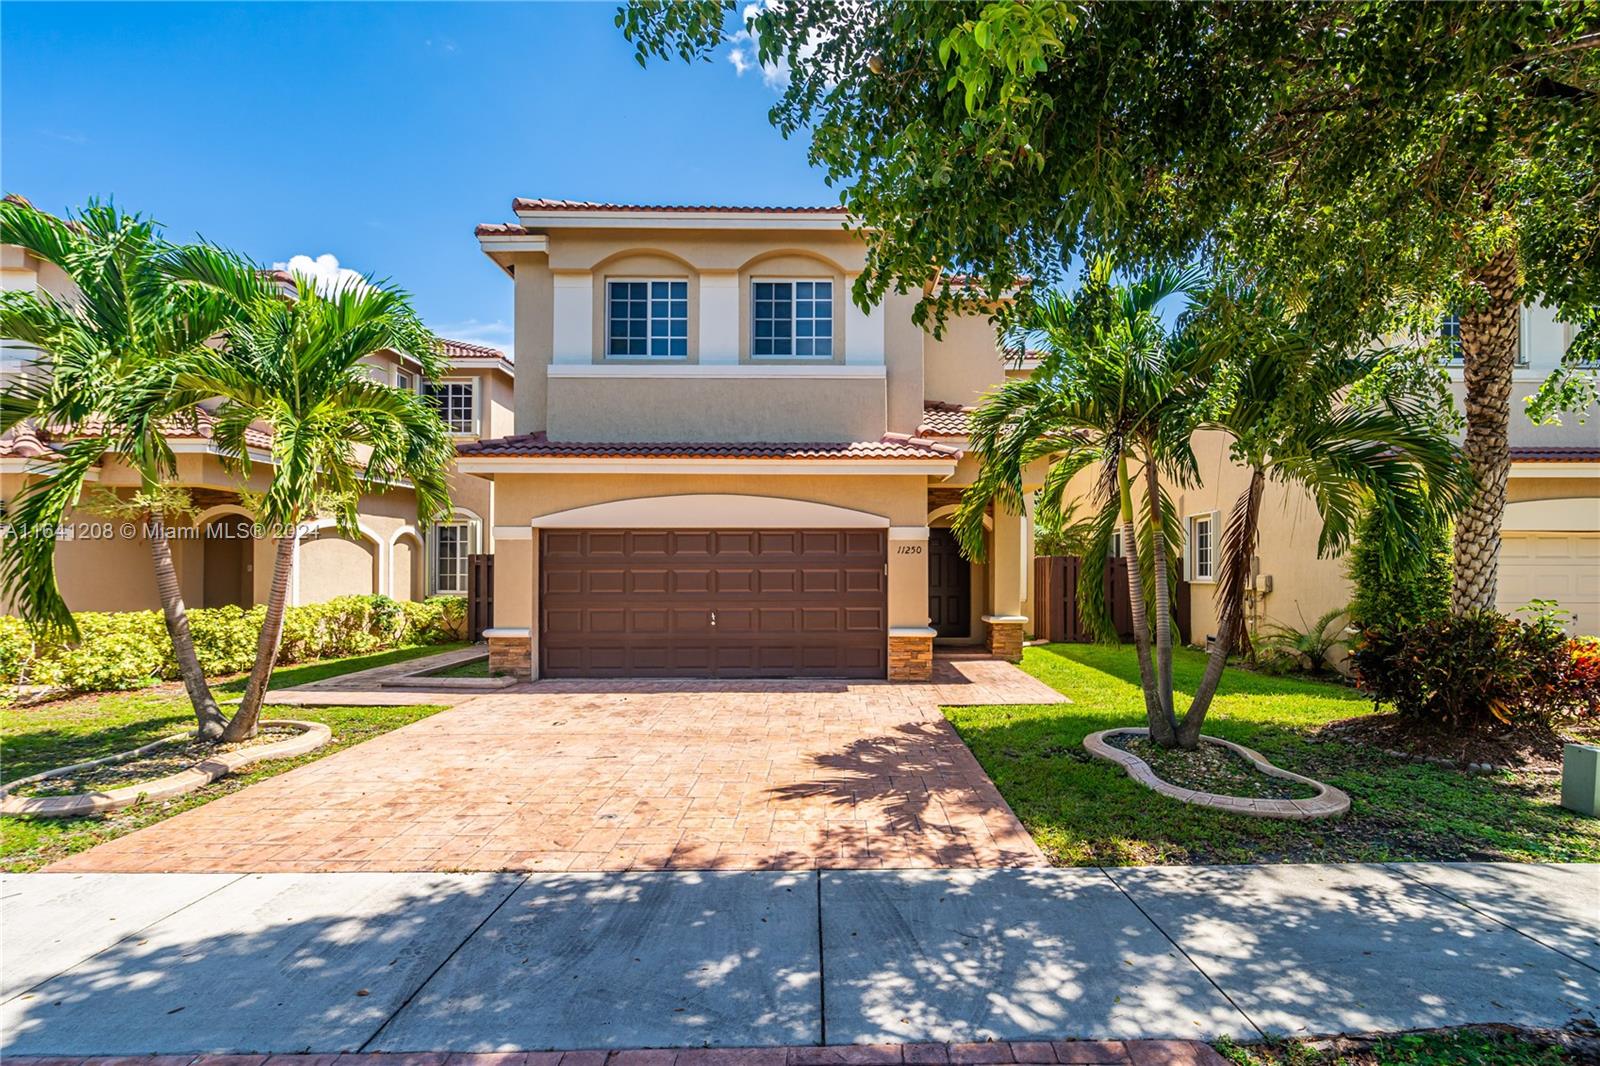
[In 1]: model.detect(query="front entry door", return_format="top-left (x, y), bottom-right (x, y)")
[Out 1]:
top-left (928, 528), bottom-right (971, 638)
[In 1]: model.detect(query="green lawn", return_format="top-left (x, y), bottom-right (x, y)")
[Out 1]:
top-left (944, 643), bottom-right (1600, 866)
top-left (427, 655), bottom-right (492, 679)
top-left (0, 642), bottom-right (461, 872)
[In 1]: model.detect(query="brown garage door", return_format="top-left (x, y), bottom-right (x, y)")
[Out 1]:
top-left (540, 528), bottom-right (887, 678)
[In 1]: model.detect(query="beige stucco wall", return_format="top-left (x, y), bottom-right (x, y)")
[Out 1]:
top-left (298, 532), bottom-right (380, 601)
top-left (924, 314), bottom-right (1009, 408)
top-left (545, 375), bottom-right (887, 444)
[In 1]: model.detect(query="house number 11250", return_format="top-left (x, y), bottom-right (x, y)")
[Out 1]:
top-left (895, 544), bottom-right (924, 555)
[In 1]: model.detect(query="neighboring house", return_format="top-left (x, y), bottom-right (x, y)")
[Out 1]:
top-left (0, 239), bottom-right (514, 614)
top-left (1171, 303), bottom-right (1600, 643)
top-left (463, 199), bottom-right (1040, 681)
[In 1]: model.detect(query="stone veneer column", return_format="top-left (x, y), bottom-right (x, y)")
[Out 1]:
top-left (888, 627), bottom-right (935, 681)
top-left (981, 615), bottom-right (1027, 663)
top-left (484, 628), bottom-right (533, 679)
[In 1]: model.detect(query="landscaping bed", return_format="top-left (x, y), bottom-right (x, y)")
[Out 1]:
top-left (944, 643), bottom-right (1600, 865)
top-left (8, 725), bottom-right (303, 798)
top-left (1108, 733), bottom-right (1321, 800)
top-left (1317, 711), bottom-right (1600, 774)
top-left (1216, 1024), bottom-right (1596, 1066)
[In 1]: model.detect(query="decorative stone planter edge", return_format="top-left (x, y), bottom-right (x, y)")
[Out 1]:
top-left (1, 719), bottom-right (333, 818)
top-left (1084, 726), bottom-right (1350, 820)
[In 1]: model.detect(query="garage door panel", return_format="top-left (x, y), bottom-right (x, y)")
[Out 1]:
top-left (630, 608), bottom-right (671, 634)
top-left (541, 527), bottom-right (887, 677)
top-left (844, 531), bottom-right (884, 555)
top-left (672, 569), bottom-right (712, 594)
top-left (1498, 532), bottom-right (1600, 636)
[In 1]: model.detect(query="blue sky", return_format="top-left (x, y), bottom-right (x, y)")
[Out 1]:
top-left (1, 1), bottom-right (824, 356)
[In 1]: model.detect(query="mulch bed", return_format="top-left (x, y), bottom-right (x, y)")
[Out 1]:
top-left (1316, 712), bottom-right (1600, 773)
top-left (1108, 734), bottom-right (1321, 800)
top-left (11, 727), bottom-right (301, 797)
top-left (1222, 1023), bottom-right (1600, 1065)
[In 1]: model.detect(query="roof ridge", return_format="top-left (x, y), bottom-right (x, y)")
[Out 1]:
top-left (511, 198), bottom-right (846, 215)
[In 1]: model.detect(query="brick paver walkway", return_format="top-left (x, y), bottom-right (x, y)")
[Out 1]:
top-left (5, 1042), bottom-right (1228, 1066)
top-left (49, 657), bottom-right (1062, 874)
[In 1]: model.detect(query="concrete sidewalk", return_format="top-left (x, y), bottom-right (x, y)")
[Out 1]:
top-left (2, 863), bottom-right (1595, 1054)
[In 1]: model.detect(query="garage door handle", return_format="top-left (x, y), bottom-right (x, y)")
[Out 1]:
top-left (710, 610), bottom-right (717, 627)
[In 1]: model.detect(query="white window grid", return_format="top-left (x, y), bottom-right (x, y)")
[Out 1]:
top-left (432, 521), bottom-right (472, 595)
top-left (753, 279), bottom-right (833, 358)
top-left (1190, 514), bottom-right (1215, 582)
top-left (424, 380), bottom-right (476, 434)
top-left (608, 279), bottom-right (688, 358)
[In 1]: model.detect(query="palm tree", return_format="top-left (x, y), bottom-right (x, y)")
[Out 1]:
top-left (165, 246), bottom-right (456, 741)
top-left (0, 198), bottom-right (230, 738)
top-left (1176, 285), bottom-right (1469, 746)
top-left (958, 266), bottom-right (1466, 750)
top-left (954, 260), bottom-right (1205, 746)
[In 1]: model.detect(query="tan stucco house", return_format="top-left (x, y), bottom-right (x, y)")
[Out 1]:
top-left (463, 199), bottom-right (1041, 681)
top-left (0, 239), bottom-right (515, 614)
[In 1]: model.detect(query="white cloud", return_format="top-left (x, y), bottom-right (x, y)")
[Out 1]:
top-left (271, 253), bottom-right (370, 296)
top-left (727, 0), bottom-right (798, 91)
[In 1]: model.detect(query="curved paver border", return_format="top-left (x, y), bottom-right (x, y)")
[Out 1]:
top-left (1, 719), bottom-right (332, 818)
top-left (1084, 726), bottom-right (1349, 820)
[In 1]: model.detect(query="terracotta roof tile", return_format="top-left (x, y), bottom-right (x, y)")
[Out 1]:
top-left (0, 421), bottom-right (55, 460)
top-left (1510, 446), bottom-right (1600, 462)
top-left (457, 432), bottom-right (960, 461)
top-left (439, 337), bottom-right (510, 363)
top-left (511, 198), bottom-right (846, 215)
top-left (14, 407), bottom-right (277, 457)
top-left (918, 401), bottom-right (974, 439)
top-left (475, 222), bottom-right (534, 237)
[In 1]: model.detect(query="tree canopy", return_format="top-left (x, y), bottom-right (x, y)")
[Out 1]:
top-left (622, 1), bottom-right (1598, 362)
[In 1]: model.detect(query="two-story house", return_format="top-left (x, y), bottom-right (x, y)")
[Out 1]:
top-left (463, 199), bottom-right (1040, 681)
top-left (0, 227), bottom-right (515, 614)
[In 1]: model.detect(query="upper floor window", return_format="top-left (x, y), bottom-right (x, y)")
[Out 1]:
top-left (423, 380), bottom-right (477, 435)
top-left (1439, 311), bottom-right (1462, 363)
top-left (608, 279), bottom-right (688, 358)
top-left (753, 280), bottom-right (833, 358)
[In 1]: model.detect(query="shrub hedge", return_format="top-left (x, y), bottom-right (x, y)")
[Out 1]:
top-left (0, 594), bottom-right (466, 693)
top-left (1351, 609), bottom-right (1600, 730)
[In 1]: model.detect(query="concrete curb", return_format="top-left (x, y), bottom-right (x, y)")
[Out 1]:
top-left (1083, 727), bottom-right (1350, 820)
top-left (0, 719), bottom-right (332, 818)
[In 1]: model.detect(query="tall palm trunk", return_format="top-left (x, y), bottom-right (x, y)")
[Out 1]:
top-left (1120, 454), bottom-right (1175, 746)
top-left (222, 532), bottom-right (295, 742)
top-left (1452, 249), bottom-right (1519, 614)
top-left (146, 505), bottom-right (227, 740)
top-left (1143, 453), bottom-right (1175, 725)
top-left (1179, 467), bottom-right (1265, 749)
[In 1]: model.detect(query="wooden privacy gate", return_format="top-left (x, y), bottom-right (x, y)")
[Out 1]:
top-left (1033, 555), bottom-right (1191, 645)
top-left (468, 553), bottom-right (494, 640)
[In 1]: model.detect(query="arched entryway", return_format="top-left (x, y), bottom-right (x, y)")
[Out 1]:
top-left (927, 505), bottom-right (988, 643)
top-left (202, 514), bottom-right (254, 609)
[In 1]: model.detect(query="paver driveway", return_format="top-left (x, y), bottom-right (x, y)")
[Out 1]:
top-left (50, 657), bottom-right (1062, 873)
